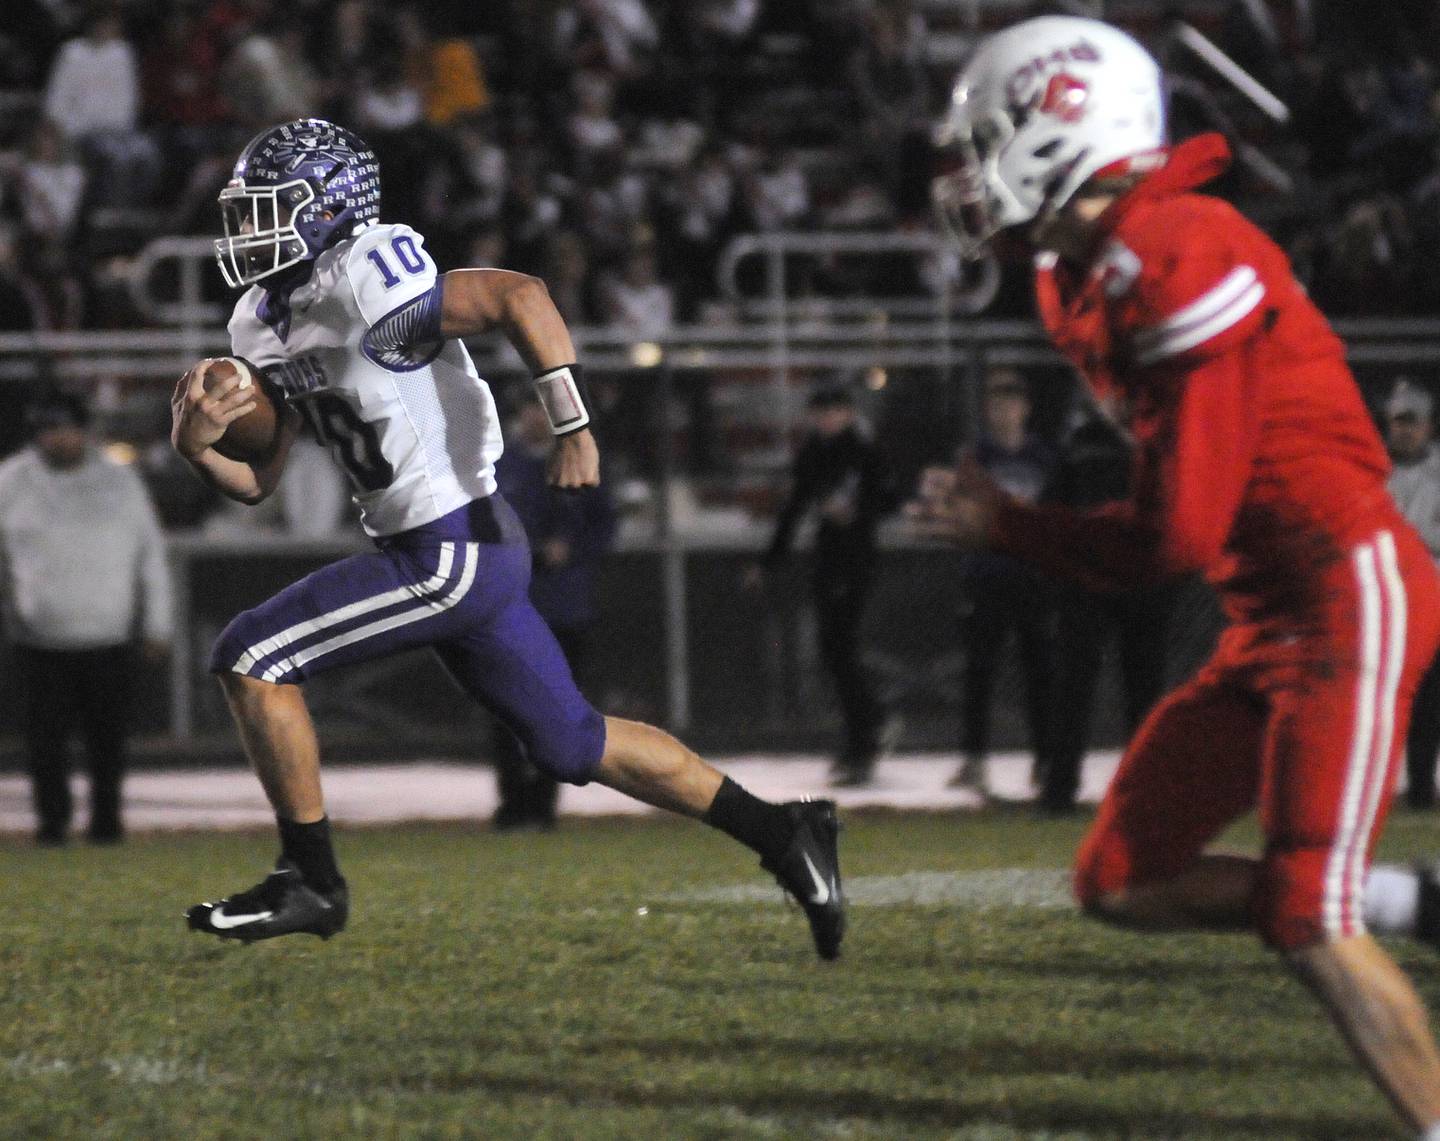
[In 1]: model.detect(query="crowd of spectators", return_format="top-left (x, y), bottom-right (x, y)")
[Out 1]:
top-left (0, 0), bottom-right (942, 335)
top-left (0, 0), bottom-right (1432, 340)
top-left (0, 0), bottom-right (1435, 334)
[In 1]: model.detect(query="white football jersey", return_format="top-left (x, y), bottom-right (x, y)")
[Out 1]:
top-left (228, 221), bottom-right (503, 537)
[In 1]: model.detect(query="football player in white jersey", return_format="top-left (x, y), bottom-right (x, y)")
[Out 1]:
top-left (171, 119), bottom-right (845, 960)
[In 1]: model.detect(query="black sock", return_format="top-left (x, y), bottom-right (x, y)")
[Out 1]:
top-left (703, 777), bottom-right (793, 862)
top-left (1420, 872), bottom-right (1440, 943)
top-left (277, 815), bottom-right (344, 892)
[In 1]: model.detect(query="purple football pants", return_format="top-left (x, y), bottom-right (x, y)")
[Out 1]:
top-left (210, 496), bottom-right (607, 783)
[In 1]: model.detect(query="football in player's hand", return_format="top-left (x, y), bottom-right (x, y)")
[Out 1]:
top-left (202, 357), bottom-right (282, 462)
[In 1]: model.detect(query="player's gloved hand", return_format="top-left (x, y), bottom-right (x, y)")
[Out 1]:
top-left (546, 427), bottom-right (600, 489)
top-left (906, 456), bottom-right (1005, 548)
top-left (171, 359), bottom-right (257, 460)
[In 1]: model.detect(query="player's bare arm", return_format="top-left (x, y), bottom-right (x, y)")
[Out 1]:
top-left (170, 359), bottom-right (299, 504)
top-left (438, 269), bottom-right (571, 366)
top-left (439, 268), bottom-right (599, 489)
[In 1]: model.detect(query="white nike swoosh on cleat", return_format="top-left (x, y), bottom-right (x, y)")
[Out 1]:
top-left (801, 852), bottom-right (831, 906)
top-left (209, 907), bottom-right (275, 930)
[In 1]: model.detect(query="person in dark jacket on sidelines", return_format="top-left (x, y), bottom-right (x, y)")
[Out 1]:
top-left (748, 385), bottom-right (900, 786)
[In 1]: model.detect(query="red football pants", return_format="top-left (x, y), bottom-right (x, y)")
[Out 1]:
top-left (1074, 526), bottom-right (1440, 949)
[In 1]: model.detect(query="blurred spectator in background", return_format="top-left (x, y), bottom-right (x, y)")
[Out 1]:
top-left (43, 5), bottom-right (159, 208)
top-left (742, 143), bottom-right (810, 232)
top-left (952, 368), bottom-right (1056, 797)
top-left (553, 0), bottom-right (659, 80)
top-left (577, 149), bottom-right (651, 265)
top-left (1038, 403), bottom-right (1174, 815)
top-left (16, 119), bottom-right (86, 241)
top-left (1384, 378), bottom-right (1440, 808)
top-left (500, 160), bottom-right (564, 274)
top-left (749, 385), bottom-right (899, 786)
top-left (0, 228), bottom-right (42, 332)
top-left (657, 141), bottom-right (739, 318)
top-left (222, 9), bottom-right (321, 128)
top-left (318, 0), bottom-right (373, 92)
top-left (568, 68), bottom-right (623, 166)
top-left (684, 0), bottom-right (761, 65)
top-left (464, 225), bottom-right (507, 273)
top-left (349, 42), bottom-right (423, 135)
top-left (847, 0), bottom-right (928, 198)
top-left (138, 3), bottom-right (230, 145)
top-left (43, 7), bottom-right (138, 144)
top-left (446, 114), bottom-right (507, 231)
top-left (598, 240), bottom-right (674, 336)
top-left (1312, 195), bottom-right (1414, 316)
top-left (422, 27), bottom-right (492, 127)
top-left (541, 229), bottom-right (596, 324)
top-left (0, 391), bottom-right (171, 844)
top-left (597, 235), bottom-right (677, 479)
top-left (22, 239), bottom-right (85, 331)
top-left (490, 397), bottom-right (616, 830)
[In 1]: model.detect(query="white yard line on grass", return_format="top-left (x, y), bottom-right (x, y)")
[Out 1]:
top-left (662, 869), bottom-right (1075, 910)
top-left (3, 1052), bottom-right (213, 1086)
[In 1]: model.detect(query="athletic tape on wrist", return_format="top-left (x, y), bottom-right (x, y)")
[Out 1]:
top-left (533, 364), bottom-right (591, 436)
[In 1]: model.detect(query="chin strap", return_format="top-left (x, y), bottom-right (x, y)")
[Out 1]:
top-left (533, 363), bottom-right (592, 436)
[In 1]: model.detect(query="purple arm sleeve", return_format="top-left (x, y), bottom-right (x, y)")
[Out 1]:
top-left (360, 282), bottom-right (446, 372)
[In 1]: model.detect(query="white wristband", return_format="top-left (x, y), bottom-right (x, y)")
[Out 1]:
top-left (533, 365), bottom-right (590, 436)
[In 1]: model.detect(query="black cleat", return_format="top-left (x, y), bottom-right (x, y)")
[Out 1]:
top-left (762, 799), bottom-right (845, 961)
top-left (186, 859), bottom-right (348, 943)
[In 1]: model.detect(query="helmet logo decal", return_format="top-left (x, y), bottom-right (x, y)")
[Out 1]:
top-left (259, 122), bottom-right (358, 176)
top-left (1004, 39), bottom-right (1101, 111)
top-left (1039, 73), bottom-right (1089, 123)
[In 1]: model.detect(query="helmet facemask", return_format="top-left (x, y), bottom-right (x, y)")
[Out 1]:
top-left (932, 106), bottom-right (1024, 259)
top-left (215, 178), bottom-right (316, 288)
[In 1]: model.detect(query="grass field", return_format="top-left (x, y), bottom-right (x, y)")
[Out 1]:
top-left (5, 807), bottom-right (1440, 1140)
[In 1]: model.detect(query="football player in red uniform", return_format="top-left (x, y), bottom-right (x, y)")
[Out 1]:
top-left (921, 16), bottom-right (1440, 1135)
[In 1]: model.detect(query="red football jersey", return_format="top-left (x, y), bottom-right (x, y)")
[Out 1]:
top-left (994, 132), bottom-right (1402, 626)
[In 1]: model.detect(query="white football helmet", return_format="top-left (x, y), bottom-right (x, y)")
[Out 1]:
top-left (932, 16), bottom-right (1166, 256)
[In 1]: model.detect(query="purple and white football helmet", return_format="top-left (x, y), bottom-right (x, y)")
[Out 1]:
top-left (215, 118), bottom-right (382, 288)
